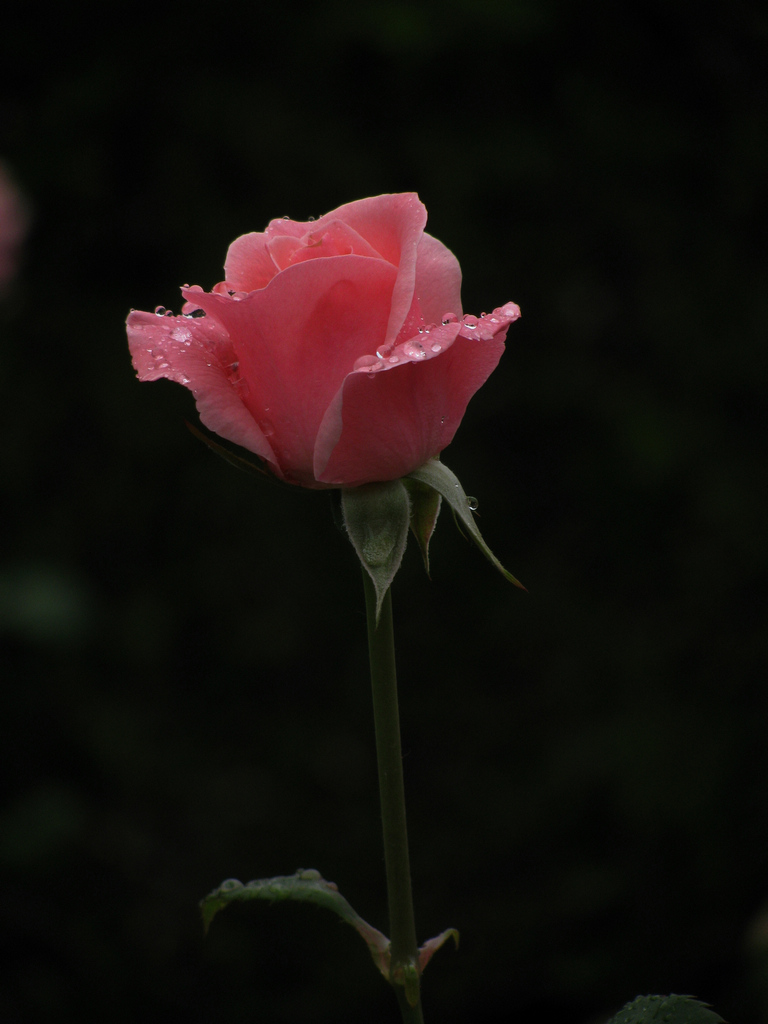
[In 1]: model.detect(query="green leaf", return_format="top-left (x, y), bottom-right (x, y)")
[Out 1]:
top-left (407, 459), bottom-right (525, 588)
top-left (341, 480), bottom-right (411, 622)
top-left (200, 869), bottom-right (392, 979)
top-left (607, 995), bottom-right (726, 1024)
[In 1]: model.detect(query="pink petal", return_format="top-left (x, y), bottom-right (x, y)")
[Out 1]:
top-left (265, 218), bottom-right (381, 269)
top-left (314, 307), bottom-right (515, 486)
top-left (458, 301), bottom-right (521, 340)
top-left (225, 195), bottom-right (425, 353)
top-left (126, 308), bottom-right (278, 469)
top-left (309, 194), bottom-right (428, 351)
top-left (414, 232), bottom-right (463, 324)
top-left (182, 254), bottom-right (397, 487)
top-left (265, 232), bottom-right (305, 271)
top-left (0, 162), bottom-right (27, 289)
top-left (264, 217), bottom-right (306, 240)
top-left (223, 232), bottom-right (280, 291)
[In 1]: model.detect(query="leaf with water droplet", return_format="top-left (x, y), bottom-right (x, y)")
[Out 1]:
top-left (605, 996), bottom-right (725, 1024)
top-left (200, 869), bottom-right (392, 979)
top-left (406, 459), bottom-right (525, 589)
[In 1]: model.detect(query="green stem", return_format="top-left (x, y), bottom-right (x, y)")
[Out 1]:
top-left (362, 571), bottom-right (424, 1024)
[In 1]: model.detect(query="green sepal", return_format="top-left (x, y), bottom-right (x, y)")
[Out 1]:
top-left (402, 477), bottom-right (442, 576)
top-left (407, 459), bottom-right (525, 589)
top-left (185, 421), bottom-right (274, 480)
top-left (607, 995), bottom-right (726, 1024)
top-left (200, 869), bottom-right (392, 980)
top-left (341, 480), bottom-right (411, 623)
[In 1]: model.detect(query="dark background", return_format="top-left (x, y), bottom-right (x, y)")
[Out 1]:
top-left (2, 1), bottom-right (767, 1021)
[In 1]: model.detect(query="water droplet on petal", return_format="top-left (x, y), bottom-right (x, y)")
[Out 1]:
top-left (462, 314), bottom-right (478, 330)
top-left (388, 355), bottom-right (399, 363)
top-left (228, 361), bottom-right (249, 395)
top-left (184, 308), bottom-right (206, 318)
top-left (466, 496), bottom-right (479, 511)
top-left (155, 306), bottom-right (168, 316)
top-left (430, 343), bottom-right (442, 353)
top-left (354, 354), bottom-right (380, 372)
top-left (441, 312), bottom-right (458, 325)
top-left (403, 341), bottom-right (426, 360)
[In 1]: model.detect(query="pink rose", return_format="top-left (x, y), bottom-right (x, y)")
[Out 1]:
top-left (0, 162), bottom-right (27, 291)
top-left (127, 193), bottom-right (520, 488)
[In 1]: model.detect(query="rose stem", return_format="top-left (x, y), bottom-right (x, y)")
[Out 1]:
top-left (362, 571), bottom-right (425, 1024)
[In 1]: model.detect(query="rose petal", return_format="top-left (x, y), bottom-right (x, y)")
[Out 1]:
top-left (223, 232), bottom-right (280, 292)
top-left (414, 232), bottom-right (463, 324)
top-left (458, 301), bottom-right (521, 341)
top-left (265, 232), bottom-right (306, 272)
top-left (182, 254), bottom-right (397, 487)
top-left (314, 311), bottom-right (513, 486)
top-left (225, 195), bottom-right (426, 349)
top-left (266, 219), bottom-right (382, 271)
top-left (311, 194), bottom-right (428, 351)
top-left (126, 309), bottom-right (278, 468)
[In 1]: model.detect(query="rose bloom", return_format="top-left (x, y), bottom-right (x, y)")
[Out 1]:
top-left (0, 162), bottom-right (27, 291)
top-left (127, 193), bottom-right (520, 488)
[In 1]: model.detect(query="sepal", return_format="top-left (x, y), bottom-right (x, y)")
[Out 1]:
top-left (402, 477), bottom-right (442, 576)
top-left (341, 480), bottom-right (411, 622)
top-left (407, 459), bottom-right (525, 588)
top-left (185, 420), bottom-right (276, 480)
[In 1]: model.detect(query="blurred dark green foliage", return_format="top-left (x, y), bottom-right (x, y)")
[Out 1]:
top-left (2, 1), bottom-right (766, 1022)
